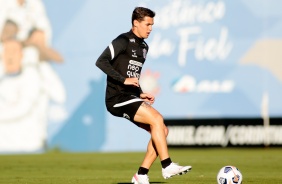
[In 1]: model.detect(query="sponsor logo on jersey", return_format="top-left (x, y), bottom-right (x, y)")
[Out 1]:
top-left (130, 38), bottom-right (135, 43)
top-left (127, 60), bottom-right (142, 78)
top-left (129, 60), bottom-right (143, 67)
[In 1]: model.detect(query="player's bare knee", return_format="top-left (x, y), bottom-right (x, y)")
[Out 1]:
top-left (154, 112), bottom-right (164, 123)
top-left (154, 114), bottom-right (164, 126)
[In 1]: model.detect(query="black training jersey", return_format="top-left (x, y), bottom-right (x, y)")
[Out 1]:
top-left (96, 30), bottom-right (148, 100)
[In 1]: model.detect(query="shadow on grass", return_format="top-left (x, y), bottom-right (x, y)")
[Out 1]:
top-left (117, 182), bottom-right (165, 184)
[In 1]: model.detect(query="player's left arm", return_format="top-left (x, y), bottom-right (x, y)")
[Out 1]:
top-left (140, 93), bottom-right (155, 105)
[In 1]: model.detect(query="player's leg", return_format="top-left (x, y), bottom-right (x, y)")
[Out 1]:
top-left (131, 139), bottom-right (158, 184)
top-left (134, 102), bottom-right (169, 161)
top-left (141, 139), bottom-right (157, 168)
top-left (133, 102), bottom-right (192, 181)
top-left (132, 102), bottom-right (168, 183)
top-left (107, 95), bottom-right (191, 182)
top-left (138, 123), bottom-right (169, 169)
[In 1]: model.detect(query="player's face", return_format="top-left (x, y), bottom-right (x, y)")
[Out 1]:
top-left (134, 16), bottom-right (154, 39)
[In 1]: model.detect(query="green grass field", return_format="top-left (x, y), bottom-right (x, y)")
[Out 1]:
top-left (0, 148), bottom-right (281, 184)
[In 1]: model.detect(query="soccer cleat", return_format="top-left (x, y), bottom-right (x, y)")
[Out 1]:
top-left (131, 173), bottom-right (150, 184)
top-left (162, 162), bottom-right (192, 179)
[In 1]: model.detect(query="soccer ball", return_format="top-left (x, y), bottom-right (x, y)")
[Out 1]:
top-left (217, 165), bottom-right (243, 184)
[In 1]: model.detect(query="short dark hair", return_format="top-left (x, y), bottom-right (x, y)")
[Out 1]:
top-left (131, 7), bottom-right (155, 26)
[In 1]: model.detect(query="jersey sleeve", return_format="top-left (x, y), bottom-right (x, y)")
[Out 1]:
top-left (96, 35), bottom-right (128, 83)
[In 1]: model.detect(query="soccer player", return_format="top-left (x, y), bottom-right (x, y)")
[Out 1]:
top-left (96, 7), bottom-right (192, 184)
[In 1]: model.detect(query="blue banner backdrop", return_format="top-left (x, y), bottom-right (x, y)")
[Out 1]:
top-left (1, 0), bottom-right (280, 152)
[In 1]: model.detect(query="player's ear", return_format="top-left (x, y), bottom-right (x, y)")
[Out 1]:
top-left (133, 19), bottom-right (139, 27)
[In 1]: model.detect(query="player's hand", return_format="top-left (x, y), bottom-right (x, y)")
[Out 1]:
top-left (140, 93), bottom-right (155, 105)
top-left (124, 78), bottom-right (139, 87)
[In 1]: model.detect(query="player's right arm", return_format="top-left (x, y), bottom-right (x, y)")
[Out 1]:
top-left (124, 77), bottom-right (139, 87)
top-left (96, 35), bottom-right (128, 84)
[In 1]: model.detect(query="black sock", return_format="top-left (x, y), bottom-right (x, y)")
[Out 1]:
top-left (161, 157), bottom-right (172, 169)
top-left (137, 167), bottom-right (149, 175)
